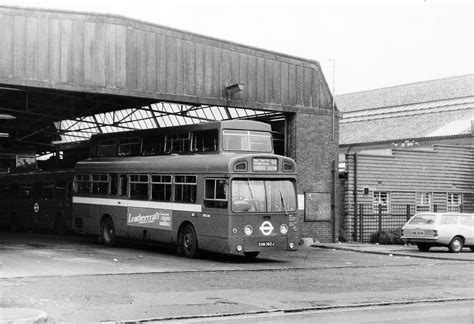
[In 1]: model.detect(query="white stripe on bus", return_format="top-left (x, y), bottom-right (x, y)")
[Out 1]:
top-left (72, 196), bottom-right (202, 212)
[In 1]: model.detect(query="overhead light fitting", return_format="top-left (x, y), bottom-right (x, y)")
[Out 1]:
top-left (0, 132), bottom-right (10, 138)
top-left (0, 113), bottom-right (16, 120)
top-left (226, 83), bottom-right (245, 94)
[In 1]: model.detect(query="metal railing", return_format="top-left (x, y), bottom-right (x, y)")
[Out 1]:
top-left (353, 203), bottom-right (463, 242)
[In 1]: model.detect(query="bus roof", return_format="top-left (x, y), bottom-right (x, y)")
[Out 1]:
top-left (75, 153), bottom-right (295, 175)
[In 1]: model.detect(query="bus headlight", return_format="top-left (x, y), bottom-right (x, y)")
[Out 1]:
top-left (280, 224), bottom-right (288, 235)
top-left (236, 245), bottom-right (243, 252)
top-left (244, 225), bottom-right (253, 236)
top-left (292, 225), bottom-right (298, 232)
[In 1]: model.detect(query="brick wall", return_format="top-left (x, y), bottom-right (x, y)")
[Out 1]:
top-left (288, 111), bottom-right (340, 243)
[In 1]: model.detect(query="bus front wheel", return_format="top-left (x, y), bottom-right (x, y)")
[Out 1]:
top-left (178, 224), bottom-right (199, 258)
top-left (100, 217), bottom-right (116, 247)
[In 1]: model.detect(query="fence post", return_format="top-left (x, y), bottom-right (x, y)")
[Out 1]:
top-left (378, 204), bottom-right (382, 232)
top-left (406, 204), bottom-right (411, 221)
top-left (353, 204), bottom-right (358, 242)
top-left (359, 204), bottom-right (363, 242)
top-left (433, 205), bottom-right (437, 212)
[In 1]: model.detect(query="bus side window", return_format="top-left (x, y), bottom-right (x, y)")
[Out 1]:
top-left (193, 130), bottom-right (218, 152)
top-left (142, 135), bottom-right (165, 155)
top-left (97, 139), bottom-right (117, 157)
top-left (92, 174), bottom-right (108, 194)
top-left (110, 174), bottom-right (118, 195)
top-left (151, 175), bottom-right (172, 201)
top-left (204, 179), bottom-right (228, 209)
top-left (175, 176), bottom-right (197, 203)
top-left (119, 175), bottom-right (128, 197)
top-left (75, 174), bottom-right (91, 194)
top-left (130, 174), bottom-right (149, 200)
top-left (118, 137), bottom-right (140, 156)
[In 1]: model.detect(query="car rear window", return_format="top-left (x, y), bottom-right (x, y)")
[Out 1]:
top-left (409, 214), bottom-right (436, 225)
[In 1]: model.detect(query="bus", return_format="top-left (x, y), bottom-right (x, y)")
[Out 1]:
top-left (72, 153), bottom-right (298, 258)
top-left (1, 120), bottom-right (299, 258)
top-left (0, 170), bottom-right (73, 233)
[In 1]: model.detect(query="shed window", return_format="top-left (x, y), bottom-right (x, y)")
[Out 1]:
top-left (373, 191), bottom-right (389, 213)
top-left (447, 193), bottom-right (462, 209)
top-left (416, 192), bottom-right (432, 212)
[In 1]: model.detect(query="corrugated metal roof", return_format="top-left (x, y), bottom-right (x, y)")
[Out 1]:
top-left (340, 104), bottom-right (474, 145)
top-left (338, 75), bottom-right (474, 145)
top-left (336, 74), bottom-right (474, 113)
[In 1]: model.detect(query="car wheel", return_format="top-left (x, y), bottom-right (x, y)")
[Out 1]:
top-left (100, 217), bottom-right (116, 247)
top-left (244, 252), bottom-right (260, 259)
top-left (448, 236), bottom-right (463, 253)
top-left (178, 224), bottom-right (199, 258)
top-left (417, 243), bottom-right (431, 252)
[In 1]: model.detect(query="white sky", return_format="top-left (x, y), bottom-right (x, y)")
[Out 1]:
top-left (0, 0), bottom-right (472, 94)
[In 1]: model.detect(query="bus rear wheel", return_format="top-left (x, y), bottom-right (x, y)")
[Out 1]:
top-left (178, 224), bottom-right (199, 258)
top-left (100, 217), bottom-right (116, 247)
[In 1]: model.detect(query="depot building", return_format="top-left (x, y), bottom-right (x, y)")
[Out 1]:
top-left (0, 6), bottom-right (340, 243)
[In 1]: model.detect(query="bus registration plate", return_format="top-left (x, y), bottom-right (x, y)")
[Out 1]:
top-left (258, 241), bottom-right (275, 247)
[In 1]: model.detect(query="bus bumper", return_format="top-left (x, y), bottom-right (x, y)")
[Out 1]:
top-left (235, 235), bottom-right (298, 254)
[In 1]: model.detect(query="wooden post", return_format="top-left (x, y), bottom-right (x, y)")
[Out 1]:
top-left (406, 204), bottom-right (411, 221)
top-left (359, 204), bottom-right (363, 242)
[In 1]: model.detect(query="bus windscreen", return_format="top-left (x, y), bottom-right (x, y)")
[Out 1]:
top-left (231, 179), bottom-right (296, 212)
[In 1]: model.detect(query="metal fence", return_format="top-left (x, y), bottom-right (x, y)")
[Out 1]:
top-left (354, 203), bottom-right (463, 242)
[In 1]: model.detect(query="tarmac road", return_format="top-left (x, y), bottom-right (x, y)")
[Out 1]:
top-left (1, 232), bottom-right (473, 322)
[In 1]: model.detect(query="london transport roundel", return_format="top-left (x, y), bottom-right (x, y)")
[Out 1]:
top-left (259, 221), bottom-right (274, 236)
top-left (33, 202), bottom-right (40, 213)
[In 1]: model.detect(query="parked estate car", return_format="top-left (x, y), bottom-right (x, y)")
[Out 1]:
top-left (401, 213), bottom-right (474, 253)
